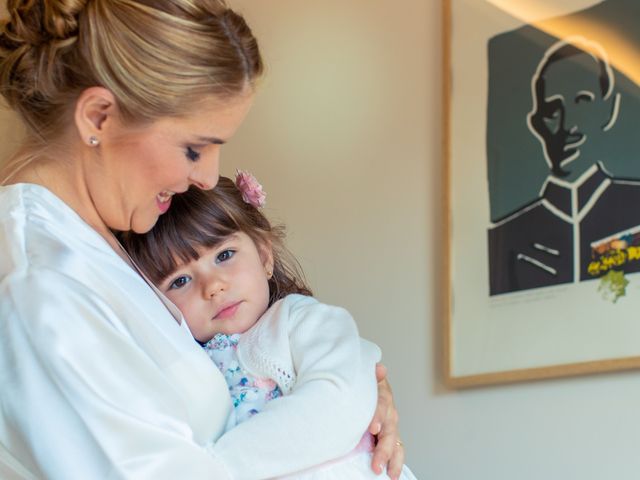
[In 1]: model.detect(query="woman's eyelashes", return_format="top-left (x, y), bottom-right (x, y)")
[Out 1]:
top-left (169, 275), bottom-right (192, 290)
top-left (215, 249), bottom-right (235, 263)
top-left (185, 146), bottom-right (201, 162)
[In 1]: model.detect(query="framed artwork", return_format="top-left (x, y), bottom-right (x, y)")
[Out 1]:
top-left (443, 0), bottom-right (640, 387)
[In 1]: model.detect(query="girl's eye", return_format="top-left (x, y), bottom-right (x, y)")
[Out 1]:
top-left (216, 249), bottom-right (235, 263)
top-left (169, 275), bottom-right (192, 290)
top-left (185, 147), bottom-right (201, 162)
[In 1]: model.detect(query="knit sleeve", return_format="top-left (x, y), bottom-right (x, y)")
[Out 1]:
top-left (212, 295), bottom-right (381, 479)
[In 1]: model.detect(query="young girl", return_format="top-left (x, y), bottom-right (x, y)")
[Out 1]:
top-left (120, 172), bottom-right (417, 480)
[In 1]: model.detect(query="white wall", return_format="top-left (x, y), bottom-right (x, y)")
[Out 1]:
top-left (223, 1), bottom-right (640, 479)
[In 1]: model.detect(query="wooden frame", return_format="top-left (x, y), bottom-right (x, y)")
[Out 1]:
top-left (444, 0), bottom-right (640, 387)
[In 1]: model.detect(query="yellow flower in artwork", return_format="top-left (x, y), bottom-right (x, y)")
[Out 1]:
top-left (598, 270), bottom-right (629, 304)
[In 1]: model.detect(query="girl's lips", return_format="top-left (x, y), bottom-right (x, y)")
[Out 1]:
top-left (214, 302), bottom-right (241, 320)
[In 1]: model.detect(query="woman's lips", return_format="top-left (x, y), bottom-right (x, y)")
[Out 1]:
top-left (214, 302), bottom-right (241, 320)
top-left (156, 193), bottom-right (173, 213)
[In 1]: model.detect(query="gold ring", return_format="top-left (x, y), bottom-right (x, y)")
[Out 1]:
top-left (396, 440), bottom-right (404, 447)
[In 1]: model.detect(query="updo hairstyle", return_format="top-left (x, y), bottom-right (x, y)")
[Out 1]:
top-left (0, 0), bottom-right (263, 141)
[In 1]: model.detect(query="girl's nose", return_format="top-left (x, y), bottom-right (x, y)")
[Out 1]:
top-left (204, 273), bottom-right (226, 298)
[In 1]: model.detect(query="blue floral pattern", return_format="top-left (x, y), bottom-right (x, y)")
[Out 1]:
top-left (202, 333), bottom-right (282, 428)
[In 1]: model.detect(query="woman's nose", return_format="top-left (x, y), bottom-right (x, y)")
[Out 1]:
top-left (190, 149), bottom-right (220, 190)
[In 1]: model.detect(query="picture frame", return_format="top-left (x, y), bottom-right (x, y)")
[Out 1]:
top-left (443, 0), bottom-right (640, 387)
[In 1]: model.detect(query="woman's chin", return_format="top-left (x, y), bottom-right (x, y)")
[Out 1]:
top-left (130, 216), bottom-right (160, 234)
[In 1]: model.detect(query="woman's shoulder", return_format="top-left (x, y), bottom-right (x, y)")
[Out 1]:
top-left (0, 182), bottom-right (100, 232)
top-left (1, 241), bottom-right (195, 369)
top-left (0, 182), bottom-right (72, 218)
top-left (0, 184), bottom-right (167, 337)
top-left (0, 183), bottom-right (122, 277)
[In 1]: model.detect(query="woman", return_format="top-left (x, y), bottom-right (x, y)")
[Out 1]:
top-left (0, 1), bottom-right (404, 479)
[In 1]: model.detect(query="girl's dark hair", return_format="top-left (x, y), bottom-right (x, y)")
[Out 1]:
top-left (119, 176), bottom-right (312, 305)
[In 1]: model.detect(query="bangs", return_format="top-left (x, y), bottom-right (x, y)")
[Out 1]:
top-left (118, 175), bottom-right (313, 305)
top-left (120, 185), bottom-right (240, 284)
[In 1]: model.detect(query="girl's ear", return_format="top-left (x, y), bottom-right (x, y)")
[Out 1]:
top-left (74, 86), bottom-right (117, 147)
top-left (257, 238), bottom-right (275, 278)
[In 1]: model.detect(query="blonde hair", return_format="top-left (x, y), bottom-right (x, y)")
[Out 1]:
top-left (0, 0), bottom-right (263, 140)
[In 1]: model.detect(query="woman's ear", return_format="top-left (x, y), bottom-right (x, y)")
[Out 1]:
top-left (258, 239), bottom-right (275, 278)
top-left (74, 87), bottom-right (117, 147)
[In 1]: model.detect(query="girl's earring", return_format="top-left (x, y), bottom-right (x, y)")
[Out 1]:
top-left (266, 269), bottom-right (273, 279)
top-left (88, 136), bottom-right (100, 147)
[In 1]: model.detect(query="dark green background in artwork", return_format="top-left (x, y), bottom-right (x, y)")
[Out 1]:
top-left (486, 0), bottom-right (640, 222)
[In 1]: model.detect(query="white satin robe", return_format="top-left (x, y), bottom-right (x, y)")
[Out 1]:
top-left (0, 184), bottom-right (383, 480)
top-left (0, 183), bottom-right (235, 479)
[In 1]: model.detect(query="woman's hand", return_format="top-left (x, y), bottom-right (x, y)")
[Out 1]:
top-left (369, 363), bottom-right (404, 479)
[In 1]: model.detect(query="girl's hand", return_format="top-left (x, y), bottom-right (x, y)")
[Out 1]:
top-left (369, 363), bottom-right (404, 480)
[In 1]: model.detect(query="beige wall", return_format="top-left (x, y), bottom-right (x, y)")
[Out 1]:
top-left (224, 2), bottom-right (640, 479)
top-left (222, 2), bottom-right (436, 476)
top-left (3, 1), bottom-right (640, 478)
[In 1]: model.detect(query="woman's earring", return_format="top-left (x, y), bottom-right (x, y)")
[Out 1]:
top-left (266, 269), bottom-right (273, 279)
top-left (88, 136), bottom-right (100, 147)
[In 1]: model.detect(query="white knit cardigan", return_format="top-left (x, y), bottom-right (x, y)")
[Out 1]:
top-left (211, 294), bottom-right (382, 479)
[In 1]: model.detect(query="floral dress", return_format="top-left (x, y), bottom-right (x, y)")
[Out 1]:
top-left (202, 333), bottom-right (282, 429)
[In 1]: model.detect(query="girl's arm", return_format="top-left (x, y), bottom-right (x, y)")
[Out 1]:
top-left (212, 295), bottom-right (380, 479)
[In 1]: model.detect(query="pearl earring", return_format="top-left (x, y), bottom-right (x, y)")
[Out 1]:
top-left (88, 136), bottom-right (100, 147)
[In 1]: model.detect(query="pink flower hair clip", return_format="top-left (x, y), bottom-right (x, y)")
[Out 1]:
top-left (235, 169), bottom-right (267, 208)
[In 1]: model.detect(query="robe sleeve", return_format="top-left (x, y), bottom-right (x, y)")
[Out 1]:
top-left (1, 269), bottom-right (233, 480)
